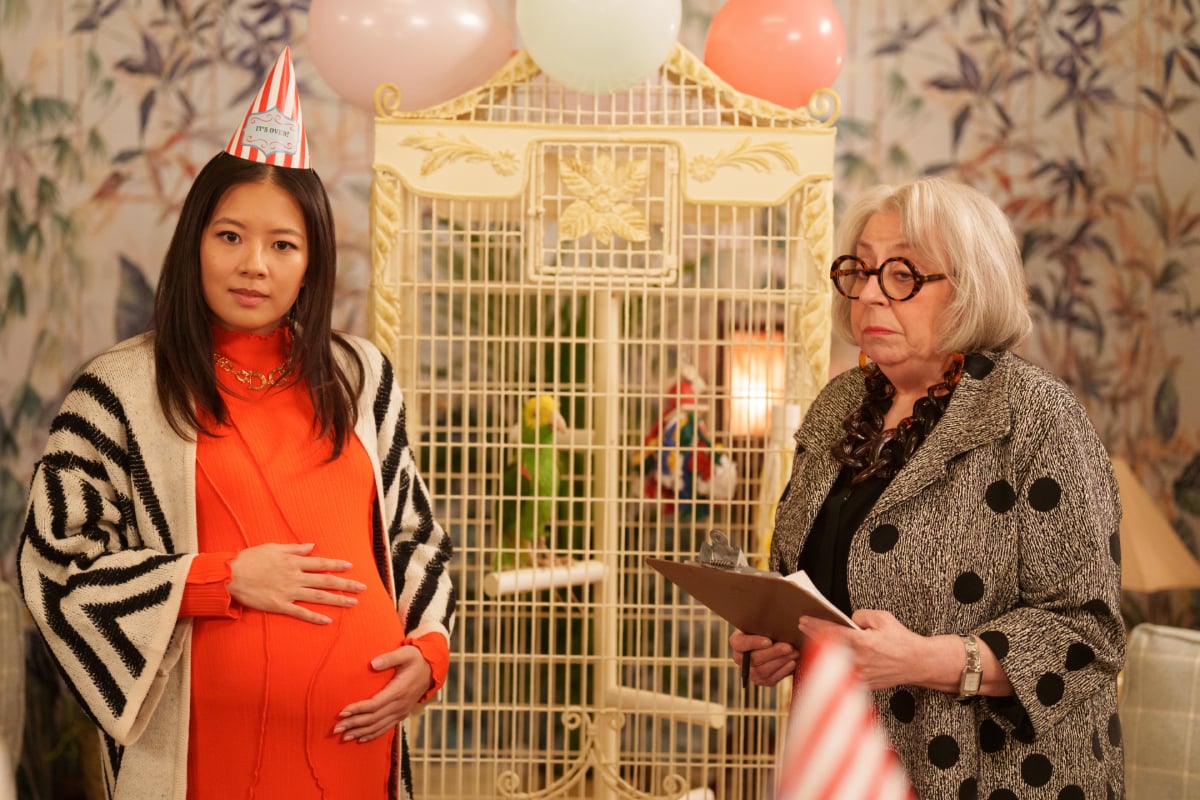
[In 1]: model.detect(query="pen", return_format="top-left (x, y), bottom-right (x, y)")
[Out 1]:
top-left (741, 651), bottom-right (752, 692)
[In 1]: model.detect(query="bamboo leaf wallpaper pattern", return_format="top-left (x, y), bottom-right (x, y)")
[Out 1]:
top-left (1, 0), bottom-right (1198, 608)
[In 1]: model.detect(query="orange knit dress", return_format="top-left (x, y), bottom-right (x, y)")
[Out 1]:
top-left (181, 326), bottom-right (405, 799)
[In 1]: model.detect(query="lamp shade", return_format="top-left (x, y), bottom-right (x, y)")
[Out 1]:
top-left (726, 329), bottom-right (786, 437)
top-left (1112, 458), bottom-right (1200, 593)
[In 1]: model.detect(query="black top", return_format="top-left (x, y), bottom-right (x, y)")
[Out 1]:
top-left (795, 468), bottom-right (890, 616)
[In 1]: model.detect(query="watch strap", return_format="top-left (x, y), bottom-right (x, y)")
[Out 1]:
top-left (958, 633), bottom-right (982, 699)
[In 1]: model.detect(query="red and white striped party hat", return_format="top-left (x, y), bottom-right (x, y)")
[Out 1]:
top-left (777, 633), bottom-right (916, 800)
top-left (225, 46), bottom-right (310, 169)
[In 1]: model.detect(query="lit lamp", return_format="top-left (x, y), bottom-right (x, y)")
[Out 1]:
top-left (726, 329), bottom-right (786, 437)
top-left (1112, 458), bottom-right (1200, 593)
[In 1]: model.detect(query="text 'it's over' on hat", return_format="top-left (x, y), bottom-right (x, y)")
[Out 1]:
top-left (224, 46), bottom-right (310, 169)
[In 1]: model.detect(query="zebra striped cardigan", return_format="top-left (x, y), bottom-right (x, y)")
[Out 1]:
top-left (18, 331), bottom-right (455, 800)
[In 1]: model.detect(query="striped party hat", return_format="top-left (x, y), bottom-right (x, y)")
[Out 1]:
top-left (225, 46), bottom-right (310, 169)
top-left (777, 633), bottom-right (915, 800)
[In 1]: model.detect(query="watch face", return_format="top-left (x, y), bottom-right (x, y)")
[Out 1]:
top-left (964, 672), bottom-right (982, 693)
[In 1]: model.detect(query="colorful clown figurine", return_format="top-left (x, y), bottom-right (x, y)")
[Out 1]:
top-left (637, 364), bottom-right (737, 517)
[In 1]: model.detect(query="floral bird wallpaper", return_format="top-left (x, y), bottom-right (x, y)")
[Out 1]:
top-left (1, 0), bottom-right (1199, 795)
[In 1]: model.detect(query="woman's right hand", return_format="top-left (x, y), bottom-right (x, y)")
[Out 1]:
top-left (228, 542), bottom-right (366, 624)
top-left (730, 630), bottom-right (799, 687)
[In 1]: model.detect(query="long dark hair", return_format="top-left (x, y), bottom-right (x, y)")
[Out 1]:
top-left (153, 151), bottom-right (364, 456)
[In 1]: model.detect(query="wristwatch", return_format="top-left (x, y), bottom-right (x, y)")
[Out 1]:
top-left (958, 634), bottom-right (982, 699)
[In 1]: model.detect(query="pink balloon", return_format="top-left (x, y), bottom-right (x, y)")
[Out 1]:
top-left (308, 0), bottom-right (515, 112)
top-left (703, 0), bottom-right (845, 108)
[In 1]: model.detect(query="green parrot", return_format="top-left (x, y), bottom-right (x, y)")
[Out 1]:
top-left (494, 394), bottom-right (566, 570)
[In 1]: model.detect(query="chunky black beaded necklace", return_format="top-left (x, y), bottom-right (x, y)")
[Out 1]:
top-left (832, 354), bottom-right (965, 484)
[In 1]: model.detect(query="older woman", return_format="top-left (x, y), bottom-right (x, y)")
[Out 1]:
top-left (732, 177), bottom-right (1124, 799)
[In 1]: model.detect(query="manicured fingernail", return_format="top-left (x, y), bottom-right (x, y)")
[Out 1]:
top-left (332, 726), bottom-right (344, 735)
top-left (342, 733), bottom-right (355, 742)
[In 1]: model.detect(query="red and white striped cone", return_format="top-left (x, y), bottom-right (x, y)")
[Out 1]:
top-left (224, 46), bottom-right (310, 169)
top-left (777, 632), bottom-right (916, 800)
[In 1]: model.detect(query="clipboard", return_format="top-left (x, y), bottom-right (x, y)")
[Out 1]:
top-left (646, 557), bottom-right (858, 650)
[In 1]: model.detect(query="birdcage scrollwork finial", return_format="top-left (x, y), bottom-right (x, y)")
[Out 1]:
top-left (374, 82), bottom-right (404, 118)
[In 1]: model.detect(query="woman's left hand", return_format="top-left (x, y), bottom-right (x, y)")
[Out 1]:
top-left (797, 609), bottom-right (926, 692)
top-left (332, 644), bottom-right (433, 743)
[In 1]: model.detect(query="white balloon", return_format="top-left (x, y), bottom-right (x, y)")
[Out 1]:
top-left (516, 0), bottom-right (681, 95)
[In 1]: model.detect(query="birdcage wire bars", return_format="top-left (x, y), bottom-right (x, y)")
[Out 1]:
top-left (371, 45), bottom-right (836, 800)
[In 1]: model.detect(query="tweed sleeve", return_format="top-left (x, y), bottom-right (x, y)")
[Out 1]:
top-left (17, 364), bottom-right (193, 745)
top-left (370, 354), bottom-right (456, 649)
top-left (971, 385), bottom-right (1125, 740)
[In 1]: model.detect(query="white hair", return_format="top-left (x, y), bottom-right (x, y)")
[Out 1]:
top-left (831, 177), bottom-right (1032, 354)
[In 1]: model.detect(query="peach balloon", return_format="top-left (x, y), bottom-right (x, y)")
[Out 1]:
top-left (308, 0), bottom-right (515, 112)
top-left (703, 0), bottom-right (846, 108)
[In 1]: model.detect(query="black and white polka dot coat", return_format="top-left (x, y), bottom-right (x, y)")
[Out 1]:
top-left (772, 351), bottom-right (1125, 800)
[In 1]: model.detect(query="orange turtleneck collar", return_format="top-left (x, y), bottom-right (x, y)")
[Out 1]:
top-left (212, 324), bottom-right (292, 371)
top-left (211, 324), bottom-right (295, 392)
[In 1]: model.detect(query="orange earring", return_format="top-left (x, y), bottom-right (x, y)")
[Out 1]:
top-left (859, 351), bottom-right (872, 373)
top-left (946, 352), bottom-right (966, 387)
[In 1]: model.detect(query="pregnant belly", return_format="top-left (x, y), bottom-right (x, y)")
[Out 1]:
top-left (189, 581), bottom-right (406, 795)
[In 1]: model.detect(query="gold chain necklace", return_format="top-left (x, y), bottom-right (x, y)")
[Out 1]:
top-left (212, 352), bottom-right (291, 390)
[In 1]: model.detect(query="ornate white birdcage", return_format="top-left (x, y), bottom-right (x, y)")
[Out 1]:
top-left (370, 43), bottom-right (837, 800)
